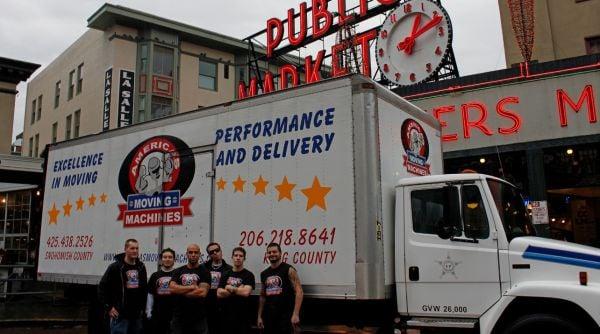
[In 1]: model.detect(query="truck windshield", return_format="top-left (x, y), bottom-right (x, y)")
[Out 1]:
top-left (487, 179), bottom-right (536, 241)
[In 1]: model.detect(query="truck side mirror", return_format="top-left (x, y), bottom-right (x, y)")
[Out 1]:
top-left (437, 186), bottom-right (460, 240)
top-left (436, 219), bottom-right (455, 240)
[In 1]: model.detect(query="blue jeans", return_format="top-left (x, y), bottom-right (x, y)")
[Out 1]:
top-left (110, 316), bottom-right (142, 334)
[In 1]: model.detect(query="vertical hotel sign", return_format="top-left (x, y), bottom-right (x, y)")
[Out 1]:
top-left (102, 68), bottom-right (112, 131)
top-left (118, 70), bottom-right (134, 128)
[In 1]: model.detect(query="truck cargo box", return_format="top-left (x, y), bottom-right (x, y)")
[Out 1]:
top-left (38, 75), bottom-right (442, 299)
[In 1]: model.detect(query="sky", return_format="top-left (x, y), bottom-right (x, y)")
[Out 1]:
top-left (1, 0), bottom-right (507, 142)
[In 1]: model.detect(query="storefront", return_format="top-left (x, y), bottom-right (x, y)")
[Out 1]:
top-left (0, 154), bottom-right (43, 296)
top-left (395, 54), bottom-right (600, 247)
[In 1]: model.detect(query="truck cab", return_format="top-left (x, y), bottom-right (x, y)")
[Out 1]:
top-left (395, 173), bottom-right (600, 333)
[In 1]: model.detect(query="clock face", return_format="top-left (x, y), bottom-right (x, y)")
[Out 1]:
top-left (376, 0), bottom-right (452, 86)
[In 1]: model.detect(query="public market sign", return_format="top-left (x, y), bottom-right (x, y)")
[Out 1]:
top-left (238, 0), bottom-right (453, 98)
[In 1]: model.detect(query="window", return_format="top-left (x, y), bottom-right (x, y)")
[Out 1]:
top-left (28, 137), bottom-right (33, 157)
top-left (138, 95), bottom-right (146, 123)
top-left (76, 63), bottom-right (83, 94)
top-left (411, 185), bottom-right (490, 239)
top-left (585, 36), bottom-right (600, 55)
top-left (30, 99), bottom-right (36, 125)
top-left (73, 110), bottom-right (80, 138)
top-left (151, 96), bottom-right (173, 119)
top-left (411, 188), bottom-right (461, 236)
top-left (1, 191), bottom-right (32, 264)
top-left (55, 81), bottom-right (60, 108)
top-left (153, 45), bottom-right (174, 77)
top-left (224, 64), bottom-right (229, 79)
top-left (34, 134), bottom-right (39, 158)
top-left (52, 123), bottom-right (58, 144)
top-left (68, 70), bottom-right (75, 100)
top-left (461, 185), bottom-right (489, 239)
top-left (199, 60), bottom-right (217, 90)
top-left (140, 45), bottom-right (149, 73)
top-left (487, 179), bottom-right (536, 241)
top-left (65, 115), bottom-right (72, 140)
top-left (37, 95), bottom-right (42, 121)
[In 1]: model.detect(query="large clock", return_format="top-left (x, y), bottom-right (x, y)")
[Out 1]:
top-left (376, 0), bottom-right (452, 86)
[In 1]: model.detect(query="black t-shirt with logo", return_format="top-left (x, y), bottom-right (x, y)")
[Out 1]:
top-left (206, 260), bottom-right (232, 306)
top-left (260, 262), bottom-right (295, 318)
top-left (148, 269), bottom-right (175, 318)
top-left (218, 268), bottom-right (255, 324)
top-left (122, 262), bottom-right (145, 318)
top-left (171, 264), bottom-right (211, 317)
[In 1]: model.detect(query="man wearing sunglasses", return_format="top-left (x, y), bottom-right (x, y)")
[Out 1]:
top-left (205, 242), bottom-right (232, 334)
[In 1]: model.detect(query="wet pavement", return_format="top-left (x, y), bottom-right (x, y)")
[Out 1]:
top-left (0, 285), bottom-right (87, 333)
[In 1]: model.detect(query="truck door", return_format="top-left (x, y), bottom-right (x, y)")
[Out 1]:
top-left (160, 151), bottom-right (213, 264)
top-left (404, 181), bottom-right (501, 318)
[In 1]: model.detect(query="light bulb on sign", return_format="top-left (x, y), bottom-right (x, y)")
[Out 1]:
top-left (479, 158), bottom-right (486, 164)
top-left (566, 148), bottom-right (573, 155)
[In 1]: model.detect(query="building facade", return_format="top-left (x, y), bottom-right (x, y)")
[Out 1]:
top-left (22, 4), bottom-right (300, 158)
top-left (0, 56), bottom-right (42, 296)
top-left (0, 57), bottom-right (39, 155)
top-left (396, 54), bottom-right (600, 247)
top-left (499, 0), bottom-right (600, 66)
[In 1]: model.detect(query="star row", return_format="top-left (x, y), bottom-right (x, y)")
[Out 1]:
top-left (47, 193), bottom-right (109, 225)
top-left (216, 175), bottom-right (332, 211)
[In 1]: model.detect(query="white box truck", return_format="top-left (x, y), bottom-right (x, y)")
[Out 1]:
top-left (37, 75), bottom-right (600, 333)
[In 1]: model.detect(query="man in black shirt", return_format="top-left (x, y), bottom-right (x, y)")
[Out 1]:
top-left (204, 242), bottom-right (232, 334)
top-left (168, 244), bottom-right (211, 334)
top-left (98, 238), bottom-right (148, 334)
top-left (257, 242), bottom-right (304, 334)
top-left (146, 248), bottom-right (176, 334)
top-left (217, 247), bottom-right (255, 334)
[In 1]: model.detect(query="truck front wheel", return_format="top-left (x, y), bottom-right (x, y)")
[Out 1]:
top-left (501, 313), bottom-right (584, 334)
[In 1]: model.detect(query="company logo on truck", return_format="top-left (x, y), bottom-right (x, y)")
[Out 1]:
top-left (117, 136), bottom-right (195, 228)
top-left (401, 119), bottom-right (431, 176)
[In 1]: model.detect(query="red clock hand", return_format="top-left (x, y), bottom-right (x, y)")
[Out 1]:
top-left (397, 14), bottom-right (442, 55)
top-left (397, 14), bottom-right (421, 55)
top-left (412, 14), bottom-right (442, 39)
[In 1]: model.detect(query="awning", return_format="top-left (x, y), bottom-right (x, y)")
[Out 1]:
top-left (0, 182), bottom-right (38, 193)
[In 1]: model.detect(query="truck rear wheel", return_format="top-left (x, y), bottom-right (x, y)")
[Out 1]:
top-left (501, 313), bottom-right (584, 334)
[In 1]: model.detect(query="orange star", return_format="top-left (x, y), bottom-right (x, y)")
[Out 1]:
top-left (88, 194), bottom-right (97, 207)
top-left (76, 197), bottom-right (85, 211)
top-left (252, 175), bottom-right (269, 195)
top-left (216, 177), bottom-right (227, 191)
top-left (301, 176), bottom-right (332, 211)
top-left (48, 204), bottom-right (60, 225)
top-left (275, 176), bottom-right (296, 201)
top-left (100, 193), bottom-right (108, 203)
top-left (62, 201), bottom-right (72, 217)
top-left (232, 176), bottom-right (246, 193)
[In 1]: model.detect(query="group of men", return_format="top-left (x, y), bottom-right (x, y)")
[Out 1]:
top-left (98, 239), bottom-right (304, 334)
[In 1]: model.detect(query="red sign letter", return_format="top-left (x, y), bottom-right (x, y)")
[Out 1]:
top-left (461, 102), bottom-right (494, 138)
top-left (433, 105), bottom-right (458, 142)
top-left (305, 50), bottom-right (326, 84)
top-left (266, 18), bottom-right (283, 58)
top-left (556, 85), bottom-right (597, 127)
top-left (496, 96), bottom-right (523, 135)
top-left (312, 0), bottom-right (333, 39)
top-left (354, 29), bottom-right (378, 77)
top-left (263, 72), bottom-right (275, 94)
top-left (331, 42), bottom-right (349, 77)
top-left (279, 64), bottom-right (299, 90)
top-left (288, 3), bottom-right (308, 46)
top-left (337, 0), bottom-right (352, 25)
top-left (238, 78), bottom-right (259, 100)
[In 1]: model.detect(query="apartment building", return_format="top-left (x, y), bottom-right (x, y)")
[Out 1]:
top-left (23, 4), bottom-right (298, 157)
